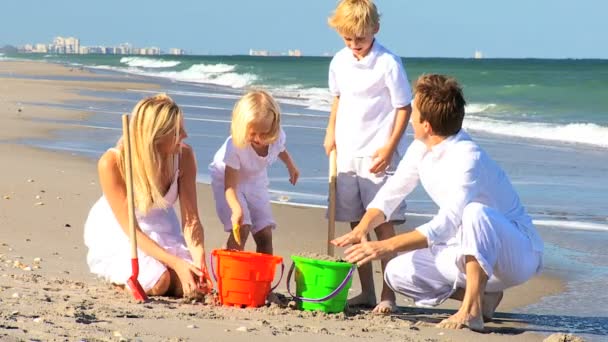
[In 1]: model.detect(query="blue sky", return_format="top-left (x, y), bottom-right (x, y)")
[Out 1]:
top-left (2, 0), bottom-right (606, 58)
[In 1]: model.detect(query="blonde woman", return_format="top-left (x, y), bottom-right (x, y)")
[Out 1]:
top-left (84, 94), bottom-right (210, 298)
top-left (209, 90), bottom-right (299, 255)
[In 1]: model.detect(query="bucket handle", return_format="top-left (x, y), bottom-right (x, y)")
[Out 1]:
top-left (209, 251), bottom-right (285, 291)
top-left (286, 262), bottom-right (355, 303)
top-left (210, 250), bottom-right (218, 282)
top-left (271, 262), bottom-right (285, 291)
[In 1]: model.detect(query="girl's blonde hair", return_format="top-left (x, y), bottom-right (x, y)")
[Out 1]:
top-left (230, 90), bottom-right (281, 148)
top-left (328, 0), bottom-right (380, 37)
top-left (117, 94), bottom-right (183, 213)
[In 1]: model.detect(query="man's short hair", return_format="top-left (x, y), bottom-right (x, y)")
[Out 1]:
top-left (414, 74), bottom-right (466, 137)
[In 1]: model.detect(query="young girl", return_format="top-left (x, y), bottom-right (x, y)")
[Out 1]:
top-left (209, 90), bottom-right (299, 254)
top-left (84, 94), bottom-right (211, 298)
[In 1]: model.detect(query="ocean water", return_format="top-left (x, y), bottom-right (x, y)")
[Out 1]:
top-left (4, 53), bottom-right (608, 340)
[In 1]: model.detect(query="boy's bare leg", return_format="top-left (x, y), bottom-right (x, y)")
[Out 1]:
top-left (437, 255), bottom-right (486, 331)
top-left (252, 226), bottom-right (273, 255)
top-left (372, 222), bottom-right (397, 314)
top-left (347, 222), bottom-right (377, 308)
top-left (226, 224), bottom-right (250, 251)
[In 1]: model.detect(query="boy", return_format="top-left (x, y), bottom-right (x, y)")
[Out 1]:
top-left (333, 74), bottom-right (544, 331)
top-left (324, 0), bottom-right (412, 314)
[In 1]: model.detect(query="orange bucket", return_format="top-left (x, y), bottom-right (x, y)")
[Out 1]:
top-left (211, 249), bottom-right (283, 308)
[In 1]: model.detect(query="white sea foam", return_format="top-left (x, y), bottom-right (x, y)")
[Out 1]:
top-left (100, 66), bottom-right (607, 148)
top-left (95, 63), bottom-right (255, 88)
top-left (184, 116), bottom-right (324, 130)
top-left (120, 57), bottom-right (181, 68)
top-left (533, 220), bottom-right (608, 232)
top-left (184, 63), bottom-right (236, 73)
top-left (464, 115), bottom-right (608, 148)
top-left (272, 85), bottom-right (333, 112)
top-left (466, 103), bottom-right (497, 114)
top-left (144, 63), bottom-right (256, 88)
top-left (129, 88), bottom-right (242, 100)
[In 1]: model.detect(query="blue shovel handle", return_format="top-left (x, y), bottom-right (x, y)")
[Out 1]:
top-left (286, 262), bottom-right (355, 303)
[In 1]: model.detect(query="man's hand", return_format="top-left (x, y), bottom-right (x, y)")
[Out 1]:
top-left (331, 228), bottom-right (367, 247)
top-left (344, 240), bottom-right (392, 267)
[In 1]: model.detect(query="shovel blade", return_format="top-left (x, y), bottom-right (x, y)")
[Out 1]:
top-left (127, 258), bottom-right (148, 302)
top-left (127, 276), bottom-right (148, 302)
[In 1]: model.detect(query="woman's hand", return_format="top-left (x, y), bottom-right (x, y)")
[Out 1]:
top-left (189, 248), bottom-right (213, 293)
top-left (172, 257), bottom-right (202, 297)
top-left (198, 262), bottom-right (214, 294)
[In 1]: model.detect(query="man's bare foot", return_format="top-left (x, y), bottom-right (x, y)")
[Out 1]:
top-left (372, 299), bottom-right (396, 314)
top-left (347, 293), bottom-right (376, 308)
top-left (436, 311), bottom-right (484, 332)
top-left (482, 291), bottom-right (503, 322)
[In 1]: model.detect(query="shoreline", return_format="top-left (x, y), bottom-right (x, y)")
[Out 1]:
top-left (0, 60), bottom-right (574, 341)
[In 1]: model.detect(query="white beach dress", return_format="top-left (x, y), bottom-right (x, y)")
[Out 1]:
top-left (84, 149), bottom-right (191, 291)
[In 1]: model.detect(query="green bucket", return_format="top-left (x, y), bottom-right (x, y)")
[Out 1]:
top-left (287, 255), bottom-right (355, 313)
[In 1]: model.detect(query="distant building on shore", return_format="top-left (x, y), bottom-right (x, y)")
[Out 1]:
top-left (169, 48), bottom-right (186, 55)
top-left (249, 49), bottom-right (270, 56)
top-left (249, 48), bottom-right (303, 57)
top-left (16, 36), bottom-right (184, 56)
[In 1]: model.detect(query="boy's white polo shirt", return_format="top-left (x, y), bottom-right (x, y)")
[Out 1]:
top-left (329, 40), bottom-right (412, 170)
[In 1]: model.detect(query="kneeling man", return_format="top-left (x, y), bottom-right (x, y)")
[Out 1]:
top-left (333, 74), bottom-right (543, 331)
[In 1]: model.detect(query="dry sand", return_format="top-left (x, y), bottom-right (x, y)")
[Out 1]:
top-left (0, 60), bottom-right (574, 341)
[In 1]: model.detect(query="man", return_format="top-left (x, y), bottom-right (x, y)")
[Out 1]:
top-left (333, 74), bottom-right (543, 331)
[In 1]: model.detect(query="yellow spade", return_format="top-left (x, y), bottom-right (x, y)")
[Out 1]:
top-left (233, 223), bottom-right (242, 246)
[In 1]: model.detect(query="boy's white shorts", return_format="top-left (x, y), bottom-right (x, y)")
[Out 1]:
top-left (211, 180), bottom-right (276, 234)
top-left (334, 155), bottom-right (406, 223)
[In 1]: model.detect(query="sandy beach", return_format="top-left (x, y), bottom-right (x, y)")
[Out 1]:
top-left (0, 60), bottom-right (579, 341)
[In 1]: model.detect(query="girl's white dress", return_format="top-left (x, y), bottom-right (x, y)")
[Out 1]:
top-left (208, 129), bottom-right (286, 234)
top-left (83, 149), bottom-right (191, 290)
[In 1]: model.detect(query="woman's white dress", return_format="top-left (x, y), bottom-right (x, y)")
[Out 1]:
top-left (84, 150), bottom-right (191, 290)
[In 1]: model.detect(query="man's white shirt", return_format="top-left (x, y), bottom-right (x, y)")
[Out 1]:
top-left (368, 129), bottom-right (544, 252)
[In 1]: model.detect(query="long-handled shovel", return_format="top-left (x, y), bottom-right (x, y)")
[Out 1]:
top-left (327, 149), bottom-right (337, 256)
top-left (122, 114), bottom-right (148, 302)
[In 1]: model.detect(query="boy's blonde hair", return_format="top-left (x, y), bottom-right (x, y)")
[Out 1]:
top-left (117, 93), bottom-right (183, 213)
top-left (230, 90), bottom-right (281, 148)
top-left (328, 0), bottom-right (380, 37)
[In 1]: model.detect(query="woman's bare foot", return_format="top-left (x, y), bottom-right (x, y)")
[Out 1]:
top-left (112, 283), bottom-right (126, 292)
top-left (436, 311), bottom-right (484, 332)
top-left (482, 291), bottom-right (503, 322)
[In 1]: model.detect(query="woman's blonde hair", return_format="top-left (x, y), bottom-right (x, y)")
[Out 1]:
top-left (117, 93), bottom-right (183, 213)
top-left (328, 0), bottom-right (380, 37)
top-left (230, 90), bottom-right (281, 148)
